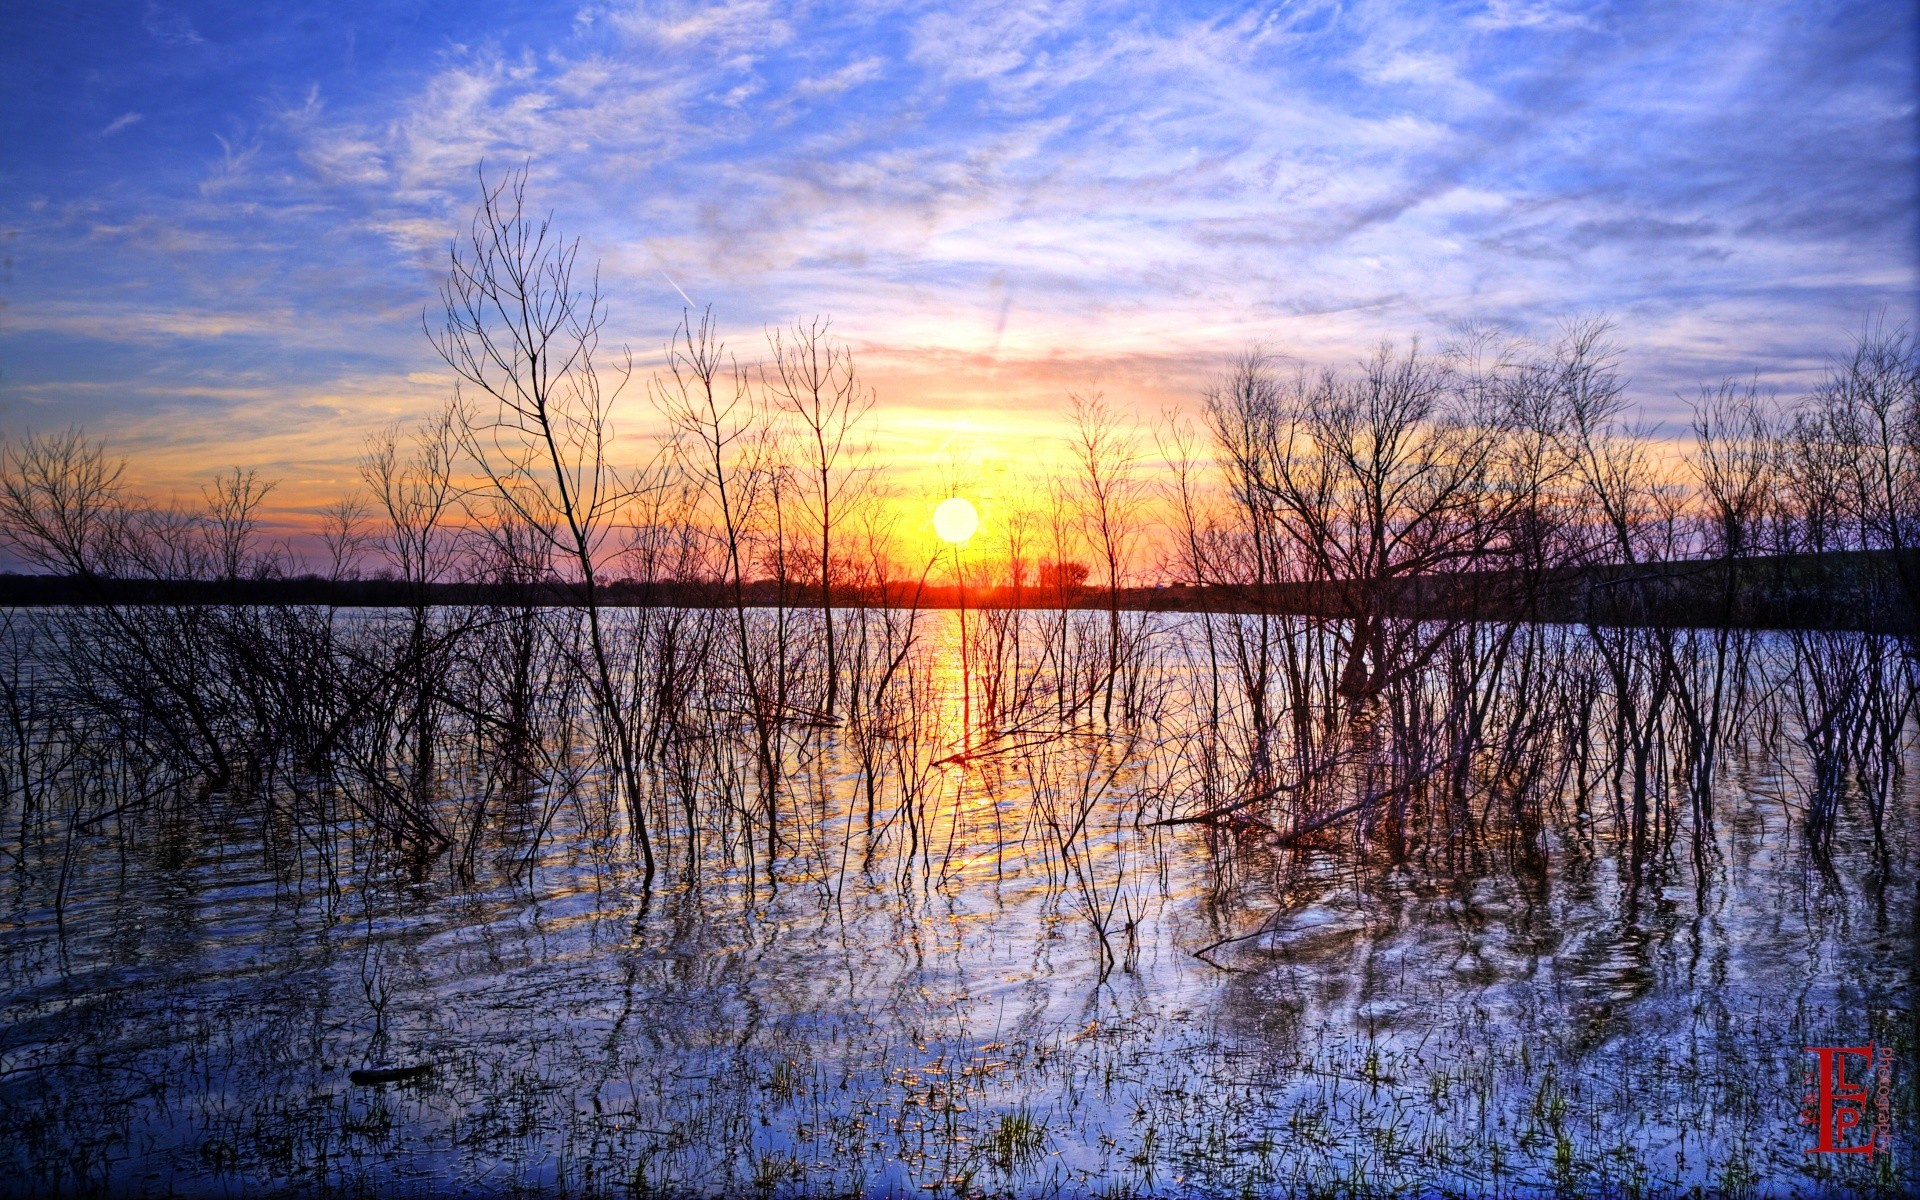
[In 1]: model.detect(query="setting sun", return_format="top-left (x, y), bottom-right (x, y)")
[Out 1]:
top-left (932, 497), bottom-right (979, 544)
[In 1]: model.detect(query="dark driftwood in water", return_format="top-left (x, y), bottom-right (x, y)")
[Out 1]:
top-left (1164, 751), bottom-right (1460, 849)
top-left (349, 1064), bottom-right (433, 1085)
top-left (1148, 780), bottom-right (1302, 828)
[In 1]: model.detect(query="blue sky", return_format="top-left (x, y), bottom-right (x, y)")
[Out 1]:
top-left (1, 1), bottom-right (1914, 512)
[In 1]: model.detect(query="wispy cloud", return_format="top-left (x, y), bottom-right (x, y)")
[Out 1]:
top-left (142, 2), bottom-right (203, 48)
top-left (795, 56), bottom-right (885, 98)
top-left (2, 0), bottom-right (1914, 512)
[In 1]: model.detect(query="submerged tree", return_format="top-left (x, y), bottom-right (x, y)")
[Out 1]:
top-left (1068, 391), bottom-right (1147, 724)
top-left (652, 307), bottom-right (787, 876)
top-left (428, 164), bottom-right (659, 888)
top-left (762, 318), bottom-right (873, 722)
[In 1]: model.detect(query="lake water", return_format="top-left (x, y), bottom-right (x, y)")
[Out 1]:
top-left (0, 612), bottom-right (1912, 1197)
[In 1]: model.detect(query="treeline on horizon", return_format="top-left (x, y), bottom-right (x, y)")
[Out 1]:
top-left (1, 550), bottom-right (1914, 633)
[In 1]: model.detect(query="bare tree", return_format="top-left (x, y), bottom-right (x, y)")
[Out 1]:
top-left (761, 318), bottom-right (874, 721)
top-left (1067, 392), bottom-right (1146, 723)
top-left (1813, 322), bottom-right (1920, 615)
top-left (1038, 473), bottom-right (1085, 721)
top-left (0, 429), bottom-right (127, 579)
top-left (1691, 381), bottom-right (1776, 574)
top-left (1245, 342), bottom-right (1526, 707)
top-left (653, 307), bottom-right (785, 875)
top-left (201, 467), bottom-right (276, 583)
top-left (428, 164), bottom-right (658, 888)
top-left (0, 432), bottom-right (241, 791)
top-left (318, 495), bottom-right (371, 582)
top-left (361, 410), bottom-right (465, 847)
top-left (362, 411), bottom-right (464, 600)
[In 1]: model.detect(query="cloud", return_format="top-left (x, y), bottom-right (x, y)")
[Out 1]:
top-left (200, 132), bottom-right (263, 195)
top-left (350, 5), bottom-right (1910, 383)
top-left (100, 112), bottom-right (144, 137)
top-left (3, 0), bottom-right (1914, 508)
top-left (598, 0), bottom-right (797, 54)
top-left (5, 301), bottom-right (348, 346)
top-left (142, 2), bottom-right (203, 47)
top-left (795, 56), bottom-right (885, 98)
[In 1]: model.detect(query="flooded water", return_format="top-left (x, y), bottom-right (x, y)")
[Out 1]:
top-left (0, 613), bottom-right (1913, 1197)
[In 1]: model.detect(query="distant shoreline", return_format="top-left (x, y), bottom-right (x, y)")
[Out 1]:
top-left (4, 549), bottom-right (1913, 632)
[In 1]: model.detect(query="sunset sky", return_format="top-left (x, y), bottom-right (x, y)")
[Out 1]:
top-left (1, 1), bottom-right (1915, 544)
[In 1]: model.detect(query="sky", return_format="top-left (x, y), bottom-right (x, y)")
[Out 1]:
top-left (0, 1), bottom-right (1915, 542)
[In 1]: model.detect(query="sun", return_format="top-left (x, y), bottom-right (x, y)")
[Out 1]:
top-left (932, 496), bottom-right (979, 544)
